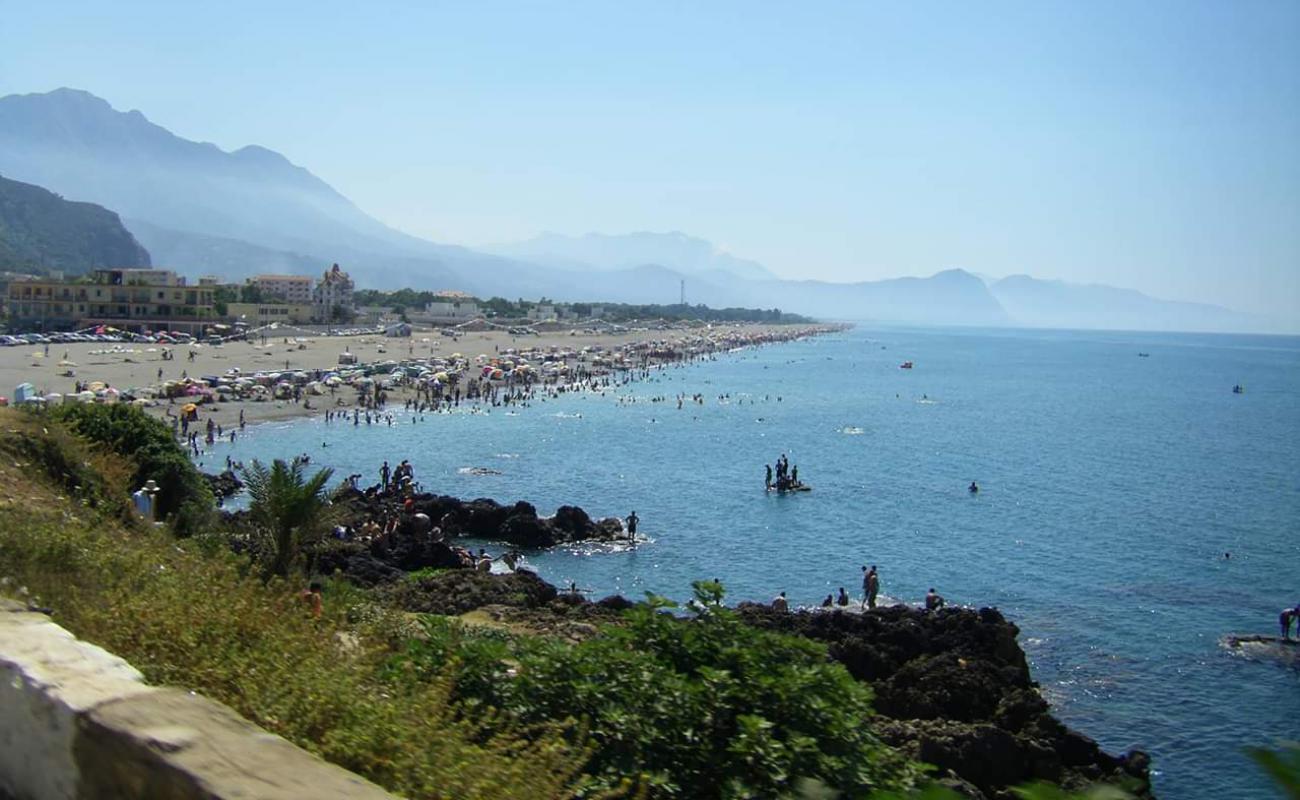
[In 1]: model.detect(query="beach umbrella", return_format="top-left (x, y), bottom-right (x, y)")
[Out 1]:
top-left (89, 381), bottom-right (106, 392)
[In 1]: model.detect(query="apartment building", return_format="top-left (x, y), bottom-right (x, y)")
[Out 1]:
top-left (5, 269), bottom-right (217, 334)
top-left (249, 274), bottom-right (313, 303)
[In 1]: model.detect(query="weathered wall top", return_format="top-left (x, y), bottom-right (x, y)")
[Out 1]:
top-left (0, 599), bottom-right (397, 800)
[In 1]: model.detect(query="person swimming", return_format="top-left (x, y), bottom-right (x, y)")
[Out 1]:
top-left (969, 481), bottom-right (979, 494)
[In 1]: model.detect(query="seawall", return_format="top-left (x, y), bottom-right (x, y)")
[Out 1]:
top-left (0, 599), bottom-right (395, 800)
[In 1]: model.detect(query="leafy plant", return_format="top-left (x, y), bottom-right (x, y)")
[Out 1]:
top-left (239, 457), bottom-right (336, 579)
top-left (44, 402), bottom-right (214, 534)
top-left (399, 581), bottom-right (923, 799)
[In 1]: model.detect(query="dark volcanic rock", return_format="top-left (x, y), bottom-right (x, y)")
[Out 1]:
top-left (204, 470), bottom-right (243, 499)
top-left (735, 603), bottom-right (1152, 799)
top-left (552, 505), bottom-right (593, 538)
top-left (331, 486), bottom-right (626, 549)
top-left (500, 509), bottom-right (560, 548)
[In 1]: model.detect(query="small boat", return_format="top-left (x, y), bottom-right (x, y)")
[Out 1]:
top-left (899, 361), bottom-right (913, 369)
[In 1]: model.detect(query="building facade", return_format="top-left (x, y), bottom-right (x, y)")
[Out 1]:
top-left (249, 274), bottom-right (313, 304)
top-left (313, 264), bottom-right (355, 323)
top-left (226, 302), bottom-right (316, 326)
top-left (425, 299), bottom-right (480, 320)
top-left (526, 303), bottom-right (558, 322)
top-left (5, 269), bottom-right (216, 333)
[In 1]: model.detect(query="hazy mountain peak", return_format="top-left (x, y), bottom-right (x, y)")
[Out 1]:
top-left (487, 230), bottom-right (778, 281)
top-left (990, 273), bottom-right (1263, 332)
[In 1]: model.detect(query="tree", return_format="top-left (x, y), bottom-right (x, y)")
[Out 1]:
top-left (239, 459), bottom-right (335, 579)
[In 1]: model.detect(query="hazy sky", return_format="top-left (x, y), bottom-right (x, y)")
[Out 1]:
top-left (2, 1), bottom-right (1297, 317)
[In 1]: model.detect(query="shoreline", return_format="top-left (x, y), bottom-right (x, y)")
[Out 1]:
top-left (0, 322), bottom-right (845, 435)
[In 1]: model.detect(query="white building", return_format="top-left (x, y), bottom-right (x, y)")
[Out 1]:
top-left (249, 274), bottom-right (313, 304)
top-left (425, 299), bottom-right (480, 320)
top-left (313, 263), bottom-right (355, 322)
top-left (526, 303), bottom-right (557, 322)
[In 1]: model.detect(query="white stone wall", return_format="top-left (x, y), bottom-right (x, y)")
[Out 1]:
top-left (0, 600), bottom-right (152, 800)
top-left (0, 600), bottom-right (395, 800)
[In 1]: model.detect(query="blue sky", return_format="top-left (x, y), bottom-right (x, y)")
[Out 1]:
top-left (2, 0), bottom-right (1297, 317)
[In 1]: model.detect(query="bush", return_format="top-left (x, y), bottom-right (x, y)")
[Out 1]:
top-left (44, 403), bottom-right (214, 533)
top-left (399, 582), bottom-right (923, 799)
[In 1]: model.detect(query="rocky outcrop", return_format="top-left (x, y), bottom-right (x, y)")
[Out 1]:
top-left (332, 487), bottom-right (628, 548)
top-left (203, 470), bottom-right (243, 499)
top-left (307, 487), bottom-right (1153, 799)
top-left (733, 604), bottom-right (1152, 800)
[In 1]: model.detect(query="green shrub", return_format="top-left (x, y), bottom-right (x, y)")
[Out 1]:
top-left (44, 403), bottom-right (214, 533)
top-left (399, 582), bottom-right (923, 799)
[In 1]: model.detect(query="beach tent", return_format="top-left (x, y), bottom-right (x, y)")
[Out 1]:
top-left (14, 383), bottom-right (37, 404)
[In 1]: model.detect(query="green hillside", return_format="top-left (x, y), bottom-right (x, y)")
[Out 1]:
top-left (0, 173), bottom-right (150, 273)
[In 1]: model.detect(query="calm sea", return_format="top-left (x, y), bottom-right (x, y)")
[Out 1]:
top-left (210, 325), bottom-right (1300, 799)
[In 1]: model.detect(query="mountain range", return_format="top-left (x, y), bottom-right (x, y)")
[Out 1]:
top-left (0, 88), bottom-right (1276, 333)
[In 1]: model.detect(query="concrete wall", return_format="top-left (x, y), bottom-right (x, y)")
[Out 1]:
top-left (0, 600), bottom-right (395, 800)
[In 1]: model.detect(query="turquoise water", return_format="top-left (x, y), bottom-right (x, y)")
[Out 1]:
top-left (209, 326), bottom-right (1300, 799)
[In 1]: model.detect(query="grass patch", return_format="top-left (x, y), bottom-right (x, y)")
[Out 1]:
top-left (0, 407), bottom-right (589, 800)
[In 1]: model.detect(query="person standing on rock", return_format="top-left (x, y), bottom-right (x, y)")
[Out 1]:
top-left (862, 565), bottom-right (879, 609)
top-left (626, 510), bottom-right (639, 538)
top-left (380, 461), bottom-right (391, 492)
top-left (772, 591), bottom-right (789, 612)
top-left (836, 587), bottom-right (849, 606)
top-left (1282, 606), bottom-right (1299, 640)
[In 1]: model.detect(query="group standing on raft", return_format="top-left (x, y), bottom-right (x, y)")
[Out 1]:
top-left (766, 453), bottom-right (809, 492)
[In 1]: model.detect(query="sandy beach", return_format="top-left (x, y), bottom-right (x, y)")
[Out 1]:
top-left (1, 323), bottom-right (840, 430)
